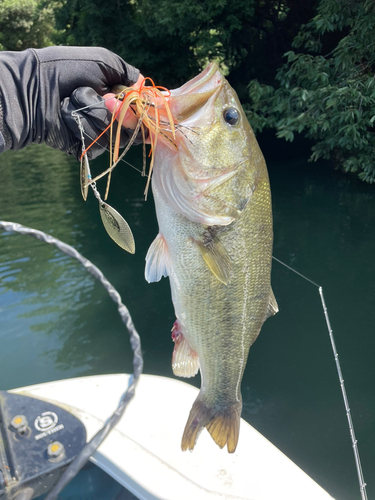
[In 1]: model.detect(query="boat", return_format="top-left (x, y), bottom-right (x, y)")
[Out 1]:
top-left (0, 221), bottom-right (335, 500)
top-left (7, 373), bottom-right (334, 500)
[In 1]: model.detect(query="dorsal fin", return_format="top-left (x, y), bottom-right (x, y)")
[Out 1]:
top-left (145, 233), bottom-right (170, 283)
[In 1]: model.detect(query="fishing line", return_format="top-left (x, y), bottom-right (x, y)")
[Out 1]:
top-left (1, 90), bottom-right (368, 496)
top-left (272, 256), bottom-right (368, 500)
top-left (72, 110), bottom-right (137, 253)
top-left (272, 256), bottom-right (320, 287)
top-left (72, 98), bottom-right (146, 176)
top-left (0, 226), bottom-right (367, 498)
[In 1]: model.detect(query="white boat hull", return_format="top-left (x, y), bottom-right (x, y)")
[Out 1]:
top-left (12, 374), bottom-right (335, 500)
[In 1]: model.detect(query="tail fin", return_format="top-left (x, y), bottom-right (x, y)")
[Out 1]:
top-left (181, 397), bottom-right (241, 453)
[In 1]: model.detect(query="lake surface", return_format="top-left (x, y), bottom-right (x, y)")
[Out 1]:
top-left (0, 139), bottom-right (374, 500)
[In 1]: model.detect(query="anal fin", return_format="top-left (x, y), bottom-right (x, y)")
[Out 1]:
top-left (172, 321), bottom-right (199, 378)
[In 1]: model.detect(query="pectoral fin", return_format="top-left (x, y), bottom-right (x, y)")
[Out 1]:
top-left (145, 233), bottom-right (170, 283)
top-left (193, 232), bottom-right (232, 285)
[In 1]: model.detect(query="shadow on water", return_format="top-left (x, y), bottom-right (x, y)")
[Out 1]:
top-left (0, 139), bottom-right (374, 500)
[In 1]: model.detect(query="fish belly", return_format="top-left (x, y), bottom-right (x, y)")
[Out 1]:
top-left (152, 171), bottom-right (273, 452)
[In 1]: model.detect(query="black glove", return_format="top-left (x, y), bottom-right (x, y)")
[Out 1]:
top-left (0, 46), bottom-right (140, 158)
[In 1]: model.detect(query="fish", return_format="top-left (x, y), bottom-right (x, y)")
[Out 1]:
top-left (143, 62), bottom-right (278, 453)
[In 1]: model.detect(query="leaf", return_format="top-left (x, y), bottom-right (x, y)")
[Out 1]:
top-left (325, 99), bottom-right (336, 109)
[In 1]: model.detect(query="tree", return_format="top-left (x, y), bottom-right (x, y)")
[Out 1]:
top-left (247, 0), bottom-right (375, 182)
top-left (0, 0), bottom-right (60, 51)
top-left (54, 0), bottom-right (317, 93)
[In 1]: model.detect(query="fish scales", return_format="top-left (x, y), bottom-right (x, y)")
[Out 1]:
top-left (145, 63), bottom-right (277, 452)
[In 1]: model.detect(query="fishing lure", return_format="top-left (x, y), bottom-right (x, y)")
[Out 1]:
top-left (73, 78), bottom-right (176, 253)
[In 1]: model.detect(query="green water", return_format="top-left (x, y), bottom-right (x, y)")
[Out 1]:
top-left (0, 141), bottom-right (374, 500)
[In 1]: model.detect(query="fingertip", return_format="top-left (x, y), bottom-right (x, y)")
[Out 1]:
top-left (133, 73), bottom-right (144, 90)
top-left (104, 93), bottom-right (118, 114)
top-left (104, 93), bottom-right (139, 129)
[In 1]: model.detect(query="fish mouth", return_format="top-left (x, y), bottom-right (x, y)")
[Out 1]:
top-left (172, 63), bottom-right (223, 96)
top-left (169, 63), bottom-right (223, 123)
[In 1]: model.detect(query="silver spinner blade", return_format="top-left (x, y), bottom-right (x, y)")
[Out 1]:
top-left (99, 202), bottom-right (135, 254)
top-left (80, 154), bottom-right (91, 201)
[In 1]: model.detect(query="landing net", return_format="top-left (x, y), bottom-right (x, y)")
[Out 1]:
top-left (0, 221), bottom-right (143, 500)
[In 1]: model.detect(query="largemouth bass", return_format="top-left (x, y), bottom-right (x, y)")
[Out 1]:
top-left (145, 63), bottom-right (278, 453)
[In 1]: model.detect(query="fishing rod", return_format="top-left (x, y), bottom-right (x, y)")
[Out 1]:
top-left (272, 256), bottom-right (368, 500)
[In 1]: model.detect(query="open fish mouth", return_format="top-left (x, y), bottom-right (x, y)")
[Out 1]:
top-left (171, 63), bottom-right (223, 97)
top-left (168, 64), bottom-right (223, 124)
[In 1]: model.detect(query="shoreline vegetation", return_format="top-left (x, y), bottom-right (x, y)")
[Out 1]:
top-left (1, 0), bottom-right (374, 183)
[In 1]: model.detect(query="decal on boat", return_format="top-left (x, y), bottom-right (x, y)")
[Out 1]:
top-left (34, 411), bottom-right (64, 440)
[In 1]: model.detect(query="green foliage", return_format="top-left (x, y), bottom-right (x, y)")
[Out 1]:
top-left (131, 0), bottom-right (257, 82)
top-left (3, 0), bottom-right (370, 183)
top-left (0, 0), bottom-right (60, 50)
top-left (54, 0), bottom-right (258, 87)
top-left (247, 0), bottom-right (375, 182)
top-left (54, 0), bottom-right (317, 91)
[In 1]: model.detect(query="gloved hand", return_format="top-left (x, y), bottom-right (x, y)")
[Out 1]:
top-left (0, 46), bottom-right (140, 159)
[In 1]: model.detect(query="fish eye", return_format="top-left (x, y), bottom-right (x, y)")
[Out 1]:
top-left (223, 107), bottom-right (239, 126)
